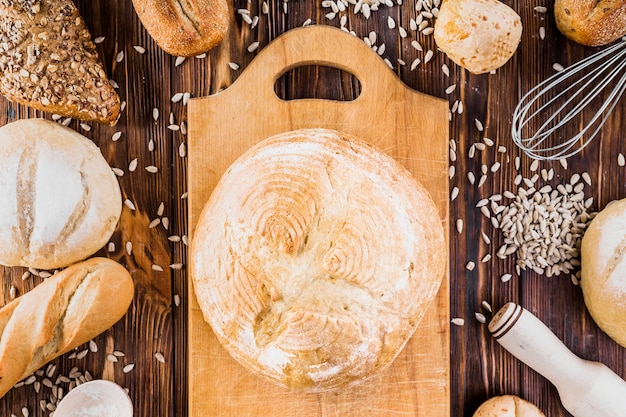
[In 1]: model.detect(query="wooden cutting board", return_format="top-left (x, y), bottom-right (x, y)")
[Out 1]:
top-left (187, 25), bottom-right (449, 417)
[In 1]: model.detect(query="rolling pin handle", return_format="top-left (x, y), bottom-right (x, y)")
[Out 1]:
top-left (488, 302), bottom-right (626, 417)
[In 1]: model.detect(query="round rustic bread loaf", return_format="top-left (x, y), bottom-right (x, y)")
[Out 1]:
top-left (0, 119), bottom-right (122, 269)
top-left (434, 0), bottom-right (523, 74)
top-left (555, 0), bottom-right (626, 47)
top-left (581, 198), bottom-right (626, 348)
top-left (191, 128), bottom-right (446, 391)
top-left (473, 395), bottom-right (545, 417)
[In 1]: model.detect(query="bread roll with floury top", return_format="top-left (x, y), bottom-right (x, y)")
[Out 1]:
top-left (191, 128), bottom-right (446, 391)
top-left (0, 119), bottom-right (122, 269)
top-left (434, 0), bottom-right (523, 74)
top-left (581, 198), bottom-right (626, 348)
top-left (472, 395), bottom-right (545, 417)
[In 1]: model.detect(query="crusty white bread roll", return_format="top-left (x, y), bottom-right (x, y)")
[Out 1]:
top-left (434, 0), bottom-right (523, 74)
top-left (191, 128), bottom-right (446, 391)
top-left (0, 119), bottom-right (122, 270)
top-left (473, 395), bottom-right (545, 417)
top-left (0, 257), bottom-right (134, 399)
top-left (555, 0), bottom-right (626, 47)
top-left (131, 0), bottom-right (229, 57)
top-left (581, 198), bottom-right (626, 348)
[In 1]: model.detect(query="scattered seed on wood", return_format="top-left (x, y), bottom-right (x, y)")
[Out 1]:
top-left (155, 353), bottom-right (166, 363)
top-left (481, 301), bottom-right (492, 313)
top-left (466, 261), bottom-right (475, 271)
top-left (475, 312), bottom-right (487, 324)
top-left (456, 219), bottom-right (464, 233)
top-left (451, 318), bottom-right (465, 326)
top-left (124, 199), bottom-right (136, 211)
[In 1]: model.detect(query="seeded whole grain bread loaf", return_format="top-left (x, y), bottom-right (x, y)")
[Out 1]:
top-left (0, 257), bottom-right (134, 399)
top-left (0, 119), bottom-right (122, 269)
top-left (555, 0), bottom-right (626, 46)
top-left (191, 128), bottom-right (446, 391)
top-left (131, 0), bottom-right (229, 57)
top-left (0, 0), bottom-right (121, 123)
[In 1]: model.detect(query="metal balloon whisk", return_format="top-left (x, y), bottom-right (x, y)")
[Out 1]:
top-left (512, 39), bottom-right (626, 161)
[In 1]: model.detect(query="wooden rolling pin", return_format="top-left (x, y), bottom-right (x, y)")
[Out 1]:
top-left (489, 302), bottom-right (626, 417)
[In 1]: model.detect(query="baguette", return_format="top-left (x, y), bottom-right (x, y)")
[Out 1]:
top-left (0, 257), bottom-right (134, 398)
top-left (131, 0), bottom-right (229, 57)
top-left (555, 0), bottom-right (626, 46)
top-left (0, 0), bottom-right (121, 124)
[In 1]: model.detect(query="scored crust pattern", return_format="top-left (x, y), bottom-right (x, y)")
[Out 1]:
top-left (191, 129), bottom-right (446, 390)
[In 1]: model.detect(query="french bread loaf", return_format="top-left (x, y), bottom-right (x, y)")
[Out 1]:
top-left (0, 119), bottom-right (122, 270)
top-left (555, 0), bottom-right (626, 46)
top-left (0, 0), bottom-right (121, 123)
top-left (0, 257), bottom-right (134, 399)
top-left (191, 128), bottom-right (446, 391)
top-left (132, 0), bottom-right (229, 57)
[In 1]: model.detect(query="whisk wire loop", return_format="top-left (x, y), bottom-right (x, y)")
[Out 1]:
top-left (512, 39), bottom-right (626, 160)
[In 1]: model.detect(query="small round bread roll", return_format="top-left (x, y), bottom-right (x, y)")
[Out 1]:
top-left (581, 198), bottom-right (626, 348)
top-left (473, 395), bottom-right (545, 417)
top-left (555, 0), bottom-right (626, 47)
top-left (0, 119), bottom-right (122, 269)
top-left (434, 0), bottom-right (523, 74)
top-left (191, 128), bottom-right (446, 391)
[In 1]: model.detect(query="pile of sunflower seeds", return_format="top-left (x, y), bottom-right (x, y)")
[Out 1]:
top-left (485, 175), bottom-right (595, 280)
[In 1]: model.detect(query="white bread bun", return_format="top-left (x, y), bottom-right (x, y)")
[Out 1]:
top-left (473, 395), bottom-right (545, 417)
top-left (191, 128), bottom-right (446, 391)
top-left (434, 0), bottom-right (523, 74)
top-left (0, 119), bottom-right (122, 269)
top-left (581, 198), bottom-right (626, 347)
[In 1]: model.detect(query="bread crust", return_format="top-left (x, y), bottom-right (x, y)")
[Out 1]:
top-left (434, 0), bottom-right (522, 74)
top-left (0, 0), bottom-right (121, 123)
top-left (132, 0), bottom-right (229, 56)
top-left (0, 257), bottom-right (134, 399)
top-left (191, 128), bottom-right (446, 391)
top-left (472, 395), bottom-right (545, 417)
top-left (555, 0), bottom-right (626, 46)
top-left (581, 198), bottom-right (626, 348)
top-left (0, 119), bottom-right (122, 269)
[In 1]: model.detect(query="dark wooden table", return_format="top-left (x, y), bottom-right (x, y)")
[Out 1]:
top-left (0, 1), bottom-right (624, 416)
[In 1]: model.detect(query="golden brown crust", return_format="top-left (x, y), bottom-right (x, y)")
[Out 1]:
top-left (434, 0), bottom-right (523, 74)
top-left (191, 128), bottom-right (446, 391)
top-left (581, 198), bottom-right (626, 348)
top-left (0, 0), bottom-right (121, 124)
top-left (0, 257), bottom-right (134, 399)
top-left (555, 0), bottom-right (626, 46)
top-left (132, 0), bottom-right (229, 57)
top-left (473, 395), bottom-right (545, 417)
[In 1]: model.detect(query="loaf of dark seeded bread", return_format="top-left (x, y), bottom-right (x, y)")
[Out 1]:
top-left (131, 0), bottom-right (229, 57)
top-left (0, 257), bottom-right (134, 399)
top-left (555, 0), bottom-right (626, 46)
top-left (0, 0), bottom-right (121, 123)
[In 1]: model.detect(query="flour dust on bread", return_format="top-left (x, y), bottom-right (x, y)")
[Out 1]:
top-left (0, 0), bottom-right (121, 123)
top-left (0, 257), bottom-right (134, 399)
top-left (581, 198), bottom-right (626, 348)
top-left (0, 119), bottom-right (122, 269)
top-left (191, 128), bottom-right (446, 391)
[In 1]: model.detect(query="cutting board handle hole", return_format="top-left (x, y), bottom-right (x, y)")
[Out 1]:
top-left (274, 65), bottom-right (361, 101)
